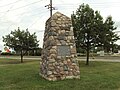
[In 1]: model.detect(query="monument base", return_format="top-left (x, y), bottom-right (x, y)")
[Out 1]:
top-left (39, 72), bottom-right (80, 81)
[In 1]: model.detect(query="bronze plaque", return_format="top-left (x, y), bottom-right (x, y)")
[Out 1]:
top-left (57, 46), bottom-right (70, 56)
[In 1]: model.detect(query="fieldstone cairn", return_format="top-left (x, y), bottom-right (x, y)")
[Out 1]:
top-left (40, 12), bottom-right (80, 81)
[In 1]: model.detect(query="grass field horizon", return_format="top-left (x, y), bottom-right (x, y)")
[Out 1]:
top-left (0, 58), bottom-right (120, 90)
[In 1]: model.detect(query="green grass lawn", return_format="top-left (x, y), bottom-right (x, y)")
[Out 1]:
top-left (0, 58), bottom-right (120, 90)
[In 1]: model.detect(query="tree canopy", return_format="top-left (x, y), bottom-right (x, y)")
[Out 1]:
top-left (3, 27), bottom-right (39, 62)
top-left (71, 4), bottom-right (120, 65)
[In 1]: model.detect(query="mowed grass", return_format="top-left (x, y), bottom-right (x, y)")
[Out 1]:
top-left (0, 58), bottom-right (120, 90)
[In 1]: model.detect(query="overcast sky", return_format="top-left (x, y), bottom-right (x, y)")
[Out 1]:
top-left (0, 0), bottom-right (120, 50)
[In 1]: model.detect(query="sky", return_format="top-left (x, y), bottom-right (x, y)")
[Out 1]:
top-left (0, 0), bottom-right (120, 50)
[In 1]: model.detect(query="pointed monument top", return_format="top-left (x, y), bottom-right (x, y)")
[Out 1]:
top-left (50, 11), bottom-right (70, 20)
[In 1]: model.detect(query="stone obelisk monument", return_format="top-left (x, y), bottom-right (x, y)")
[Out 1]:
top-left (40, 12), bottom-right (80, 81)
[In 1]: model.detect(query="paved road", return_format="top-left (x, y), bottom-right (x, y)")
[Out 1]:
top-left (0, 56), bottom-right (41, 60)
top-left (78, 58), bottom-right (120, 62)
top-left (77, 56), bottom-right (120, 62)
top-left (0, 55), bottom-right (120, 62)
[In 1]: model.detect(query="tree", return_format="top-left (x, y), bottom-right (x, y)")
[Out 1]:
top-left (71, 4), bottom-right (120, 65)
top-left (103, 16), bottom-right (120, 53)
top-left (3, 27), bottom-right (39, 63)
top-left (71, 4), bottom-right (103, 65)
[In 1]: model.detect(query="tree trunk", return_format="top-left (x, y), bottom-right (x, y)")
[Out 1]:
top-left (86, 45), bottom-right (89, 65)
top-left (20, 50), bottom-right (23, 63)
top-left (86, 34), bottom-right (90, 65)
top-left (27, 50), bottom-right (29, 56)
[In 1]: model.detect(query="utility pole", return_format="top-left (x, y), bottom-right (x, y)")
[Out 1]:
top-left (45, 0), bottom-right (55, 17)
top-left (50, 0), bottom-right (52, 17)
